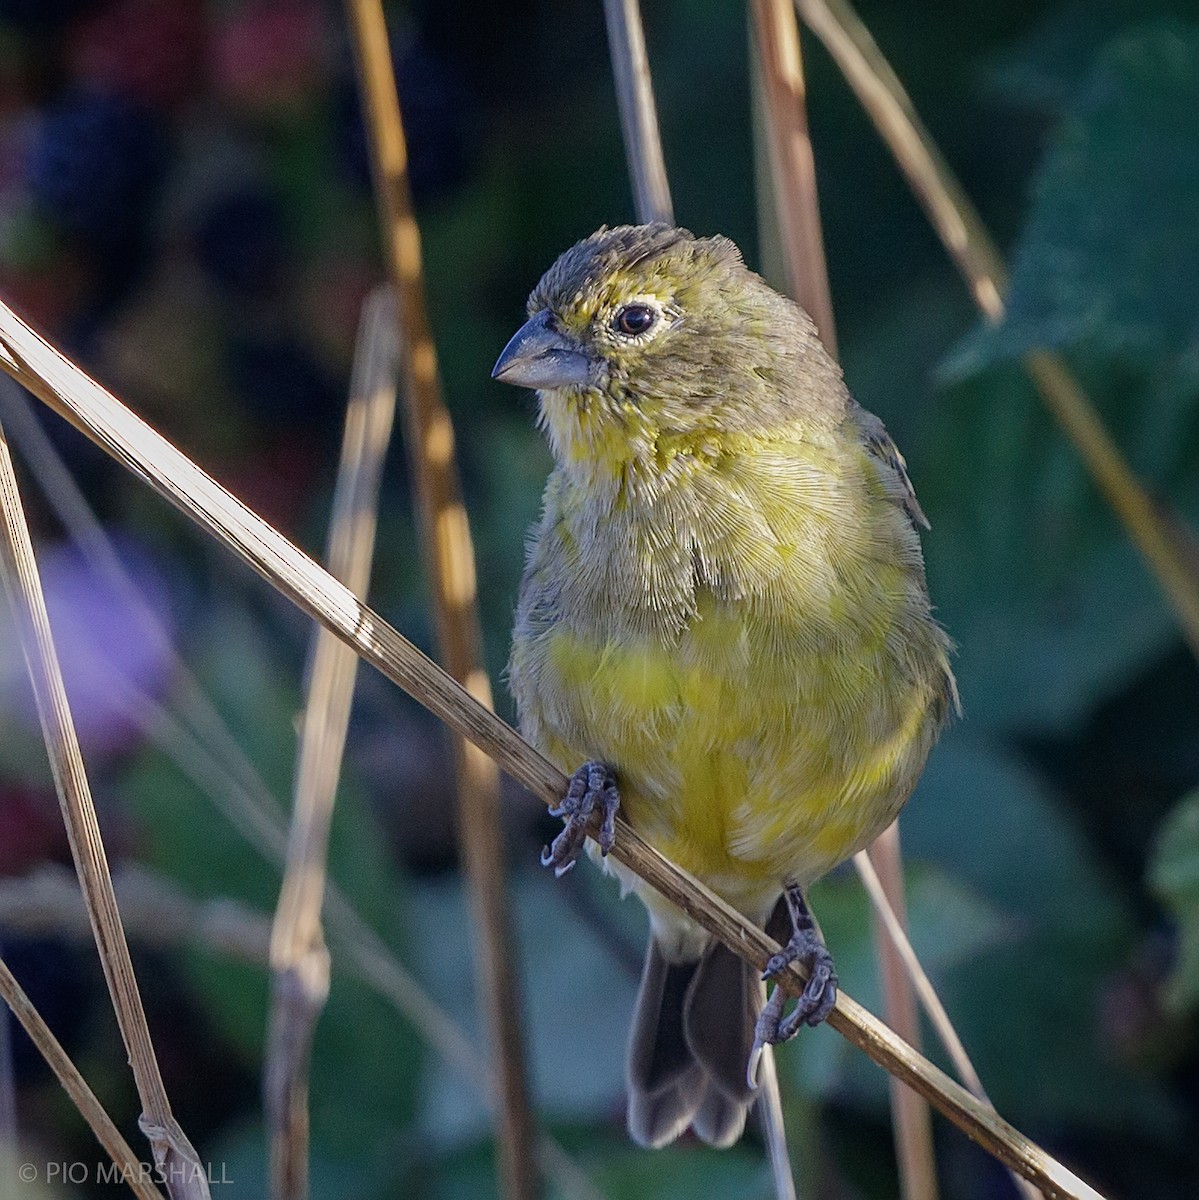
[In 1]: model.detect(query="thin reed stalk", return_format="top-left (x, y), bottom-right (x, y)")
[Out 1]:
top-left (749, 6), bottom-right (934, 1192)
top-left (793, 0), bottom-right (1199, 662)
top-left (749, 0), bottom-right (836, 352)
top-left (756, 1033), bottom-right (800, 1200)
top-left (342, 7), bottom-right (538, 1198)
top-left (265, 288), bottom-right (399, 1200)
top-left (865, 827), bottom-right (939, 1200)
top-left (0, 955), bottom-right (166, 1200)
top-left (852, 852), bottom-right (1043, 1200)
top-left (0, 416), bottom-right (208, 1200)
top-left (0, 302), bottom-right (1106, 1200)
top-left (603, 0), bottom-right (674, 224)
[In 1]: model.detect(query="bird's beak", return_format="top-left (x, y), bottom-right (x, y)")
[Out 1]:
top-left (492, 310), bottom-right (592, 390)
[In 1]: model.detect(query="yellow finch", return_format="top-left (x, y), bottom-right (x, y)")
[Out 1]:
top-left (494, 225), bottom-right (956, 1149)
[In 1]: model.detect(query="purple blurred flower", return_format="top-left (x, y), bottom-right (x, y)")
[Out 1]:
top-left (0, 536), bottom-right (176, 758)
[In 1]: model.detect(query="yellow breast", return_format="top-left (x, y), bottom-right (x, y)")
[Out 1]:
top-left (512, 432), bottom-right (954, 916)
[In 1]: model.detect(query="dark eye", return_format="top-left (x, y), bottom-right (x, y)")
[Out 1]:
top-left (615, 303), bottom-right (657, 337)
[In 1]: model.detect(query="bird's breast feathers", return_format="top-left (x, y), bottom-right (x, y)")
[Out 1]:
top-left (511, 429), bottom-right (954, 911)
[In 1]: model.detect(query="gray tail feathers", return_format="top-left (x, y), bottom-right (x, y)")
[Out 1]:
top-left (626, 937), bottom-right (759, 1149)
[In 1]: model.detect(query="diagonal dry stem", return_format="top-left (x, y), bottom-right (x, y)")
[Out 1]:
top-left (852, 854), bottom-right (986, 1098)
top-left (0, 416), bottom-right (208, 1200)
top-left (0, 382), bottom-right (605, 1200)
top-left (265, 287), bottom-right (399, 1200)
top-left (0, 950), bottom-right (13, 1171)
top-left (793, 0), bottom-right (1199, 662)
top-left (0, 378), bottom-right (293, 846)
top-left (0, 954), bottom-right (166, 1200)
top-left (603, 0), bottom-right (674, 224)
top-left (0, 299), bottom-right (1107, 1200)
top-left (342, 7), bottom-right (538, 1198)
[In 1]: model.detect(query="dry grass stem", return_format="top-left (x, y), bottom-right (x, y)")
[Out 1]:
top-left (0, 304), bottom-right (1107, 1200)
top-left (864, 827), bottom-right (939, 1200)
top-left (0, 866), bottom-right (272, 966)
top-left (748, 8), bottom-right (933, 1189)
top-left (749, 0), bottom-right (836, 352)
top-left (343, 6), bottom-right (538, 1197)
top-left (852, 852), bottom-right (1044, 1200)
top-left (0, 417), bottom-right (208, 1199)
top-left (609, 11), bottom-right (801, 1190)
top-left (794, 0), bottom-right (1199, 661)
top-left (0, 955), bottom-right (166, 1200)
top-left (603, 0), bottom-right (674, 224)
top-left (265, 287), bottom-right (399, 1200)
top-left (1, 865), bottom-right (609, 1200)
top-left (756, 1037), bottom-right (799, 1200)
top-left (793, 0), bottom-right (1005, 315)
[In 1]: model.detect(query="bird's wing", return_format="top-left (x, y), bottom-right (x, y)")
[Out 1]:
top-left (852, 405), bottom-right (930, 531)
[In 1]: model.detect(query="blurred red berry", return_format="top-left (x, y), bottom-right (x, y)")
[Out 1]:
top-left (67, 0), bottom-right (207, 111)
top-left (210, 0), bottom-right (327, 115)
top-left (0, 784), bottom-right (67, 875)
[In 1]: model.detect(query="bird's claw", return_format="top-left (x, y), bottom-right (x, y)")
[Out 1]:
top-left (540, 760), bottom-right (619, 878)
top-left (747, 893), bottom-right (838, 1088)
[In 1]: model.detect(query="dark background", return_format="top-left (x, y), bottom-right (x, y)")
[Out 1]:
top-left (1, 1), bottom-right (1199, 1196)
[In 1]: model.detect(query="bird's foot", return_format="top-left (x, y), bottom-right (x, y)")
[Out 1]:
top-left (540, 760), bottom-right (619, 878)
top-left (748, 886), bottom-right (837, 1086)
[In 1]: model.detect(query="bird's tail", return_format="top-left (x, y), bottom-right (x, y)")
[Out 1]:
top-left (626, 936), bottom-right (759, 1149)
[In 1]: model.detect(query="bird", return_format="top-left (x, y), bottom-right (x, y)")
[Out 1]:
top-left (493, 224), bottom-right (956, 1150)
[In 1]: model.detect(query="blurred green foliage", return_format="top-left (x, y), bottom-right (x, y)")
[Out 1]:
top-left (1, 2), bottom-right (1199, 1199)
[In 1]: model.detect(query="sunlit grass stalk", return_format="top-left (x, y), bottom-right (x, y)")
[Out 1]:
top-left (0, 948), bottom-right (14, 1174)
top-left (342, 6), bottom-right (539, 1198)
top-left (852, 851), bottom-right (1042, 1200)
top-left (0, 954), bottom-right (166, 1200)
top-left (793, 0), bottom-right (1199, 663)
top-left (264, 287), bottom-right (399, 1200)
top-left (0, 415), bottom-right (209, 1200)
top-left (0, 245), bottom-right (1106, 1200)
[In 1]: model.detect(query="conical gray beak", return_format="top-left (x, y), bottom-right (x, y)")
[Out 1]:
top-left (492, 310), bottom-right (593, 390)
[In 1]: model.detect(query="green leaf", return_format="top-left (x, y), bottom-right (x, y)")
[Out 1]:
top-left (953, 22), bottom-right (1199, 375)
top-left (981, 2), bottom-right (1183, 113)
top-left (1148, 788), bottom-right (1199, 1009)
top-left (409, 868), bottom-right (644, 1141)
top-left (893, 734), bottom-right (1178, 1128)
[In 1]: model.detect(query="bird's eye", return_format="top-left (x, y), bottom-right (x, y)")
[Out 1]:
top-left (615, 303), bottom-right (658, 337)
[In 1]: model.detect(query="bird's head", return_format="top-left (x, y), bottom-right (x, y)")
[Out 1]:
top-left (492, 224), bottom-right (836, 474)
